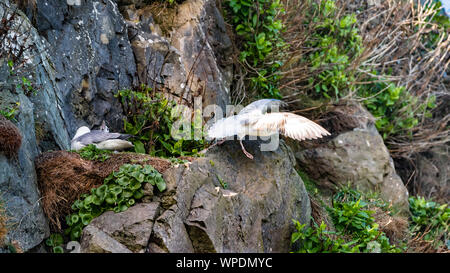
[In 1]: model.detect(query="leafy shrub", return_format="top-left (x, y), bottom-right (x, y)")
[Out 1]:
top-left (225, 0), bottom-right (286, 98)
top-left (303, 0), bottom-right (363, 99)
top-left (295, 0), bottom-right (437, 143)
top-left (291, 188), bottom-right (402, 253)
top-left (116, 85), bottom-right (205, 157)
top-left (291, 220), bottom-right (356, 253)
top-left (359, 79), bottom-right (436, 139)
top-left (65, 164), bottom-right (166, 241)
top-left (409, 196), bottom-right (449, 249)
top-left (74, 144), bottom-right (111, 162)
top-left (330, 198), bottom-right (375, 234)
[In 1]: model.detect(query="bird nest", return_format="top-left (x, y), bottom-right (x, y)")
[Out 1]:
top-left (35, 151), bottom-right (172, 231)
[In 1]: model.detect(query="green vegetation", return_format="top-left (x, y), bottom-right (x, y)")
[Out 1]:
top-left (291, 188), bottom-right (402, 253)
top-left (0, 102), bottom-right (20, 121)
top-left (116, 85), bottom-right (205, 157)
top-left (45, 233), bottom-right (64, 253)
top-left (304, 0), bottom-right (362, 99)
top-left (295, 0), bottom-right (438, 141)
top-left (65, 164), bottom-right (166, 241)
top-left (225, 0), bottom-right (286, 98)
top-left (409, 196), bottom-right (449, 249)
top-left (359, 79), bottom-right (436, 139)
top-left (7, 58), bottom-right (36, 96)
top-left (216, 174), bottom-right (228, 189)
top-left (426, 0), bottom-right (450, 30)
top-left (74, 144), bottom-right (111, 162)
top-left (292, 187), bottom-right (450, 253)
top-left (168, 157), bottom-right (190, 166)
top-left (297, 169), bottom-right (320, 196)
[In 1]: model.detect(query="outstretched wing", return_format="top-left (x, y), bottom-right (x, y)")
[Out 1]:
top-left (238, 99), bottom-right (286, 115)
top-left (75, 131), bottom-right (131, 145)
top-left (251, 113), bottom-right (330, 140)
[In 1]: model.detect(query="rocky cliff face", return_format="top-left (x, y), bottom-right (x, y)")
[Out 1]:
top-left (0, 0), bottom-right (232, 251)
top-left (0, 0), bottom-right (71, 251)
top-left (0, 0), bottom-right (414, 253)
top-left (78, 140), bottom-right (310, 253)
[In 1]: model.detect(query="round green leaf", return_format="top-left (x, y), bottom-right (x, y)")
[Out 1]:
top-left (96, 185), bottom-right (108, 198)
top-left (70, 214), bottom-right (80, 225)
top-left (81, 214), bottom-right (93, 226)
top-left (133, 189), bottom-right (144, 199)
top-left (53, 246), bottom-right (64, 253)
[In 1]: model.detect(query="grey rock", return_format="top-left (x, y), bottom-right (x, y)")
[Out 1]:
top-left (295, 129), bottom-right (410, 212)
top-left (116, 0), bottom-right (149, 9)
top-left (414, 145), bottom-right (449, 201)
top-left (31, 0), bottom-right (138, 135)
top-left (169, 0), bottom-right (233, 110)
top-left (149, 140), bottom-right (311, 253)
top-left (80, 225), bottom-right (132, 253)
top-left (121, 0), bottom-right (232, 111)
top-left (84, 202), bottom-right (160, 252)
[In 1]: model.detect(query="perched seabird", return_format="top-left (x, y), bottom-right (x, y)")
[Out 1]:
top-left (207, 99), bottom-right (330, 159)
top-left (70, 121), bottom-right (134, 151)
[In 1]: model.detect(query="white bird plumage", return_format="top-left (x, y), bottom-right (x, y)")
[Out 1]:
top-left (207, 99), bottom-right (330, 159)
top-left (70, 121), bottom-right (134, 151)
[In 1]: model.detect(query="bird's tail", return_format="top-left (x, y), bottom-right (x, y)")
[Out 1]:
top-left (118, 134), bottom-right (133, 140)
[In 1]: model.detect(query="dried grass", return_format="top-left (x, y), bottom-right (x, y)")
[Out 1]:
top-left (309, 194), bottom-right (334, 229)
top-left (406, 228), bottom-right (450, 253)
top-left (0, 115), bottom-right (22, 159)
top-left (351, 0), bottom-right (449, 156)
top-left (35, 151), bottom-right (171, 231)
top-left (278, 0), bottom-right (365, 103)
top-left (279, 0), bottom-right (449, 147)
top-left (372, 207), bottom-right (409, 244)
top-left (279, 0), bottom-right (449, 200)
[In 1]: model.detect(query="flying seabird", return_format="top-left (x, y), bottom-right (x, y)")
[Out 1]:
top-left (70, 121), bottom-right (134, 151)
top-left (207, 99), bottom-right (330, 159)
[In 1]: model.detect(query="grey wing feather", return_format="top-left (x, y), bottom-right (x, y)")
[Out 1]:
top-left (238, 99), bottom-right (286, 115)
top-left (75, 131), bottom-right (129, 145)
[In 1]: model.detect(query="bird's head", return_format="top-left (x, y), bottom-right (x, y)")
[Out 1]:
top-left (100, 120), bottom-right (109, 133)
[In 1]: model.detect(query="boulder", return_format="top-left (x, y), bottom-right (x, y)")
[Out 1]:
top-left (80, 202), bottom-right (160, 253)
top-left (1, 0), bottom-right (234, 252)
top-left (293, 104), bottom-right (410, 212)
top-left (80, 225), bottom-right (132, 253)
top-left (149, 140), bottom-right (310, 253)
top-left (77, 139), bottom-right (311, 253)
